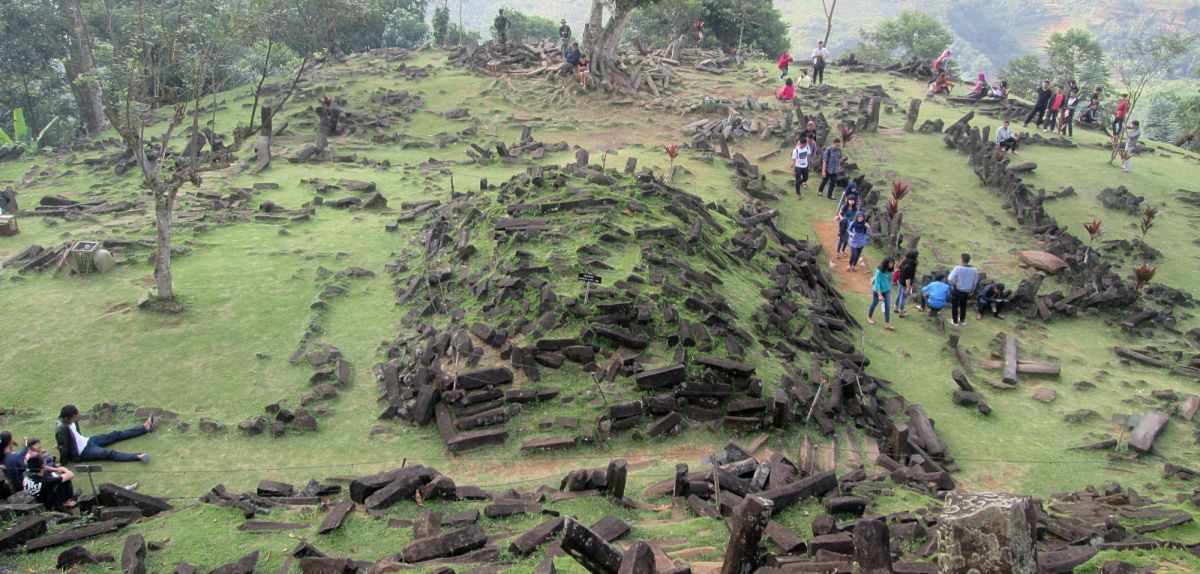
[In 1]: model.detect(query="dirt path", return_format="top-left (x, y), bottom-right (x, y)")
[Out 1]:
top-left (812, 219), bottom-right (873, 294)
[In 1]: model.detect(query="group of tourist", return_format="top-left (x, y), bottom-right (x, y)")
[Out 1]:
top-left (865, 252), bottom-right (1007, 330)
top-left (2, 406), bottom-right (153, 512)
top-left (775, 41), bottom-right (832, 91)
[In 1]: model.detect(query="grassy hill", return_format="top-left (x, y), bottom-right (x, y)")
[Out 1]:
top-left (1, 46), bottom-right (1199, 571)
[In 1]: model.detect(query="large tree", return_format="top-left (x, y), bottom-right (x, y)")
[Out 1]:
top-left (582, 0), bottom-right (661, 89)
top-left (1045, 28), bottom-right (1105, 83)
top-left (858, 11), bottom-right (954, 65)
top-left (1108, 34), bottom-right (1195, 163)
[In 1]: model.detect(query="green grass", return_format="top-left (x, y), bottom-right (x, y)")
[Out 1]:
top-left (3, 50), bottom-right (1200, 570)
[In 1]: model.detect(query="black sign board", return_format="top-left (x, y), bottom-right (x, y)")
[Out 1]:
top-left (577, 273), bottom-right (603, 284)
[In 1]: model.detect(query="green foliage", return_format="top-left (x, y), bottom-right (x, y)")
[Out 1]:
top-left (498, 7), bottom-right (559, 43)
top-left (447, 23), bottom-right (482, 46)
top-left (1045, 28), bottom-right (1106, 83)
top-left (857, 11), bottom-right (954, 65)
top-left (625, 0), bottom-right (705, 49)
top-left (12, 107), bottom-right (28, 144)
top-left (701, 0), bottom-right (789, 57)
top-left (1001, 54), bottom-right (1049, 101)
top-left (383, 8), bottom-right (430, 48)
top-left (1142, 96), bottom-right (1180, 142)
top-left (432, 5), bottom-right (451, 46)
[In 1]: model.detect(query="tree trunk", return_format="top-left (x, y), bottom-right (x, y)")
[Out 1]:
top-left (582, 0), bottom-right (635, 91)
top-left (822, 0), bottom-right (838, 46)
top-left (153, 188), bottom-right (176, 302)
top-left (59, 0), bottom-right (107, 135)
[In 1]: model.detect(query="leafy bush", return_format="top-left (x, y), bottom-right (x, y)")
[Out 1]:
top-left (857, 11), bottom-right (954, 65)
top-left (383, 8), bottom-right (429, 49)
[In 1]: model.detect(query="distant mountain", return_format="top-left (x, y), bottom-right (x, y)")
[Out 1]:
top-left (458, 0), bottom-right (1200, 73)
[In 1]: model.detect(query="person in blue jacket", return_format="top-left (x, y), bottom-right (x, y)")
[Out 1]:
top-left (920, 272), bottom-right (951, 316)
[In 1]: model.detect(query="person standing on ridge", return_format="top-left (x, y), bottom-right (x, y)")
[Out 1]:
top-left (790, 135), bottom-right (811, 196)
top-left (1024, 80), bottom-right (1053, 127)
top-left (558, 20), bottom-right (572, 56)
top-left (494, 10), bottom-right (510, 52)
top-left (811, 41), bottom-right (831, 85)
top-left (818, 138), bottom-right (844, 200)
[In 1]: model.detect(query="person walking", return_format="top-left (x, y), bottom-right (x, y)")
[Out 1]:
top-left (1023, 80), bottom-right (1053, 127)
top-left (947, 253), bottom-right (980, 327)
top-left (846, 211), bottom-right (870, 272)
top-left (995, 119), bottom-right (1018, 153)
top-left (494, 10), bottom-right (510, 52)
top-left (1120, 120), bottom-right (1141, 172)
top-left (558, 20), bottom-right (572, 55)
top-left (790, 135), bottom-right (811, 196)
top-left (777, 50), bottom-right (794, 81)
top-left (835, 195), bottom-right (860, 259)
top-left (975, 282), bottom-right (1007, 320)
top-left (895, 250), bottom-right (919, 318)
top-left (868, 257), bottom-right (896, 330)
top-left (1043, 86), bottom-right (1065, 132)
top-left (811, 41), bottom-right (830, 85)
top-left (818, 138), bottom-right (844, 200)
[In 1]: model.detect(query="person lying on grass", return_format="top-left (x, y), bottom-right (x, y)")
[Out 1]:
top-left (55, 404), bottom-right (153, 465)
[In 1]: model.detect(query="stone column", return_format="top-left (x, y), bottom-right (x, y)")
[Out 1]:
top-left (720, 495), bottom-right (773, 574)
top-left (937, 493), bottom-right (1038, 574)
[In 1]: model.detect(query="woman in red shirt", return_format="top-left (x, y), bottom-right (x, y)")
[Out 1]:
top-left (778, 50), bottom-right (794, 81)
top-left (778, 78), bottom-right (796, 101)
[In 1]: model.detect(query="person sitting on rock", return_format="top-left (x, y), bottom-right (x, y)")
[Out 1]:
top-left (55, 405), bottom-right (152, 464)
top-left (23, 455), bottom-right (78, 512)
top-left (995, 119), bottom-right (1018, 153)
top-left (577, 54), bottom-right (590, 89)
top-left (1079, 101), bottom-right (1100, 127)
top-left (929, 72), bottom-right (952, 95)
top-left (1, 432), bottom-right (22, 493)
top-left (966, 72), bottom-right (988, 99)
top-left (919, 272), bottom-right (951, 316)
top-left (988, 80), bottom-right (1008, 101)
top-left (564, 43), bottom-right (583, 74)
top-left (976, 282), bottom-right (1007, 320)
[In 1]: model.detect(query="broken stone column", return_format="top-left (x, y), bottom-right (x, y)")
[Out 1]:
top-left (904, 98), bottom-right (921, 132)
top-left (720, 495), bottom-right (773, 574)
top-left (852, 519), bottom-right (892, 574)
top-left (937, 493), bottom-right (1037, 574)
top-left (606, 458), bottom-right (627, 499)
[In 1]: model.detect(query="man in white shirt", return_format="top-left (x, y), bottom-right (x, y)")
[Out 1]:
top-left (54, 404), bottom-right (152, 464)
top-left (811, 41), bottom-right (831, 85)
top-left (995, 120), bottom-right (1017, 153)
top-left (790, 136), bottom-right (812, 196)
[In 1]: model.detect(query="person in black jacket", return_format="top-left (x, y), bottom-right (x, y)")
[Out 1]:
top-left (894, 250), bottom-right (919, 318)
top-left (976, 282), bottom-right (1007, 320)
top-left (1023, 80), bottom-right (1053, 127)
top-left (55, 405), bottom-right (152, 464)
top-left (558, 20), bottom-right (572, 55)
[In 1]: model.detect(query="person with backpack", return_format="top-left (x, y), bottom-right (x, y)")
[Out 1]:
top-left (895, 250), bottom-right (919, 318)
top-left (1023, 80), bottom-right (1053, 127)
top-left (818, 138), bottom-right (844, 200)
top-left (811, 41), bottom-right (830, 85)
top-left (835, 194), bottom-right (860, 259)
top-left (868, 257), bottom-right (896, 330)
top-left (777, 50), bottom-right (794, 81)
top-left (790, 135), bottom-right (811, 196)
top-left (947, 253), bottom-right (980, 326)
top-left (846, 211), bottom-right (870, 272)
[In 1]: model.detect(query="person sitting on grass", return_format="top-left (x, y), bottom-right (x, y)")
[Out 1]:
top-left (778, 78), bottom-right (795, 101)
top-left (976, 282), bottom-right (1006, 320)
top-left (55, 405), bottom-right (152, 465)
top-left (966, 72), bottom-right (988, 99)
top-left (1, 432), bottom-right (23, 493)
top-left (919, 272), bottom-right (951, 316)
top-left (988, 80), bottom-right (1008, 101)
top-left (23, 455), bottom-right (78, 512)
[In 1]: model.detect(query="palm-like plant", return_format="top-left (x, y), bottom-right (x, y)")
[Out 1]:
top-left (1083, 218), bottom-right (1102, 263)
top-left (665, 144), bottom-right (680, 170)
top-left (1139, 206), bottom-right (1158, 242)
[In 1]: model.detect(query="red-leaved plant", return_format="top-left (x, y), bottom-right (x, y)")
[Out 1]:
top-left (1083, 218), bottom-right (1103, 263)
top-left (665, 144), bottom-right (680, 168)
top-left (1139, 206), bottom-right (1158, 242)
top-left (1132, 263), bottom-right (1157, 294)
